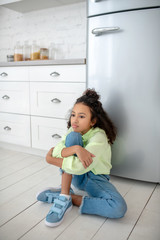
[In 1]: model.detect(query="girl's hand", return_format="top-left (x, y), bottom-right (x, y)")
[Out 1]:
top-left (47, 147), bottom-right (54, 157)
top-left (46, 147), bottom-right (63, 168)
top-left (76, 146), bottom-right (95, 169)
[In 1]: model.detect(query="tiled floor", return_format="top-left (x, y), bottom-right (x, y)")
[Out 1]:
top-left (0, 148), bottom-right (159, 240)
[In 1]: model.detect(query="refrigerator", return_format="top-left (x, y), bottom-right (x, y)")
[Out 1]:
top-left (87, 0), bottom-right (160, 182)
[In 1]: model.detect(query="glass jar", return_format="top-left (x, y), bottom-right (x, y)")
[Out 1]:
top-left (7, 55), bottom-right (14, 62)
top-left (30, 41), bottom-right (40, 60)
top-left (54, 44), bottom-right (64, 59)
top-left (49, 42), bottom-right (55, 60)
top-left (40, 48), bottom-right (49, 60)
top-left (23, 41), bottom-right (31, 61)
top-left (14, 41), bottom-right (23, 61)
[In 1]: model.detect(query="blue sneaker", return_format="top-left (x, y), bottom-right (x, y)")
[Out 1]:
top-left (36, 187), bottom-right (61, 203)
top-left (36, 187), bottom-right (74, 203)
top-left (45, 195), bottom-right (72, 227)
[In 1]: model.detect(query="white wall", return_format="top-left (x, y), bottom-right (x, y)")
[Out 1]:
top-left (0, 2), bottom-right (86, 61)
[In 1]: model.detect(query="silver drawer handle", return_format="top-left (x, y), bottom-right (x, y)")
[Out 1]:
top-left (0, 72), bottom-right (8, 77)
top-left (4, 126), bottom-right (11, 131)
top-left (92, 27), bottom-right (120, 36)
top-left (50, 72), bottom-right (60, 77)
top-left (2, 95), bottom-right (10, 100)
top-left (52, 134), bottom-right (61, 139)
top-left (51, 98), bottom-right (61, 103)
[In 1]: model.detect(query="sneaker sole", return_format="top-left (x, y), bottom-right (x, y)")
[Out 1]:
top-left (45, 204), bottom-right (73, 227)
top-left (36, 186), bottom-right (61, 201)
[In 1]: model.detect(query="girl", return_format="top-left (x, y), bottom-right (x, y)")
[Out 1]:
top-left (37, 89), bottom-right (127, 227)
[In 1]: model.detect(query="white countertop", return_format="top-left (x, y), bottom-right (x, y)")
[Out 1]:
top-left (0, 59), bottom-right (86, 67)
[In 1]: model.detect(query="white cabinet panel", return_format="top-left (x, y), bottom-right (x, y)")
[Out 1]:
top-left (0, 82), bottom-right (30, 114)
top-left (29, 65), bottom-right (86, 82)
top-left (0, 67), bottom-right (28, 81)
top-left (0, 63), bottom-right (86, 151)
top-left (31, 116), bottom-right (67, 150)
top-left (30, 82), bottom-right (85, 118)
top-left (0, 113), bottom-right (31, 147)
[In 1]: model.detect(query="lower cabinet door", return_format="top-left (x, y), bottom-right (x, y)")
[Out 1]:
top-left (0, 82), bottom-right (30, 114)
top-left (31, 116), bottom-right (67, 150)
top-left (30, 82), bottom-right (86, 118)
top-left (0, 113), bottom-right (31, 147)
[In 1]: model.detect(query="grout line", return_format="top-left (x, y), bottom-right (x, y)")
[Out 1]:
top-left (0, 155), bottom-right (44, 180)
top-left (0, 201), bottom-right (38, 228)
top-left (90, 180), bottom-right (131, 240)
top-left (0, 169), bottom-right (60, 210)
top-left (90, 218), bottom-right (108, 240)
top-left (0, 166), bottom-right (50, 191)
top-left (54, 214), bottom-right (80, 240)
top-left (17, 217), bottom-right (46, 240)
top-left (0, 152), bottom-right (24, 162)
top-left (0, 164), bottom-right (50, 191)
top-left (126, 183), bottom-right (158, 240)
top-left (17, 207), bottom-right (80, 240)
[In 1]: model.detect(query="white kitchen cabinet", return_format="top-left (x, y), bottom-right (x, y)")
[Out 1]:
top-left (0, 66), bottom-right (31, 147)
top-left (0, 82), bottom-right (30, 114)
top-left (0, 112), bottom-right (31, 147)
top-left (0, 67), bottom-right (28, 81)
top-left (29, 65), bottom-right (86, 83)
top-left (31, 116), bottom-right (67, 150)
top-left (30, 64), bottom-right (86, 150)
top-left (0, 62), bottom-right (86, 152)
top-left (30, 82), bottom-right (85, 118)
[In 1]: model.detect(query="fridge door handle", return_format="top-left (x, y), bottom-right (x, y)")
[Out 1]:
top-left (91, 0), bottom-right (101, 2)
top-left (92, 27), bottom-right (120, 36)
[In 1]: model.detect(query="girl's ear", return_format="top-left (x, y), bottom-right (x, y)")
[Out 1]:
top-left (91, 118), bottom-right (97, 127)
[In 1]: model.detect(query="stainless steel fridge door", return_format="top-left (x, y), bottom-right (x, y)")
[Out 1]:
top-left (88, 0), bottom-right (160, 16)
top-left (87, 8), bottom-right (160, 182)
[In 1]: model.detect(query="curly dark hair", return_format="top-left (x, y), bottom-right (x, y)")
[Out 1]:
top-left (67, 89), bottom-right (117, 144)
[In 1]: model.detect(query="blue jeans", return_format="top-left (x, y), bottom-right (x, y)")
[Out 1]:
top-left (65, 131), bottom-right (127, 219)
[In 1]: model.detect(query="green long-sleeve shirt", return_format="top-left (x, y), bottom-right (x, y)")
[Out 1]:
top-left (52, 127), bottom-right (112, 175)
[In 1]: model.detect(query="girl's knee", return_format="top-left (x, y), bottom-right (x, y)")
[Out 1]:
top-left (101, 197), bottom-right (127, 219)
top-left (115, 200), bottom-right (127, 218)
top-left (65, 132), bottom-right (83, 147)
top-left (108, 198), bottom-right (127, 219)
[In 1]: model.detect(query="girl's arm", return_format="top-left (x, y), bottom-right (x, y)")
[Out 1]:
top-left (46, 147), bottom-right (63, 168)
top-left (46, 146), bottom-right (94, 169)
top-left (61, 145), bottom-right (79, 157)
top-left (61, 146), bottom-right (95, 169)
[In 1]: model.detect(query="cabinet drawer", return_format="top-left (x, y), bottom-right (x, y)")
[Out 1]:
top-left (0, 113), bottom-right (31, 147)
top-left (29, 65), bottom-right (86, 82)
top-left (0, 82), bottom-right (30, 114)
top-left (0, 67), bottom-right (28, 81)
top-left (31, 116), bottom-right (67, 150)
top-left (30, 82), bottom-right (86, 118)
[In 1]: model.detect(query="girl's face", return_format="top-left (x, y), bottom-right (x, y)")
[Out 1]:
top-left (70, 103), bottom-right (96, 135)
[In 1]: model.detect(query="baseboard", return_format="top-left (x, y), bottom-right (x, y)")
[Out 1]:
top-left (0, 141), bottom-right (47, 157)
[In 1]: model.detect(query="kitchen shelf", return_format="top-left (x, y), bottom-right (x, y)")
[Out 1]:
top-left (0, 0), bottom-right (85, 13)
top-left (0, 59), bottom-right (86, 67)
